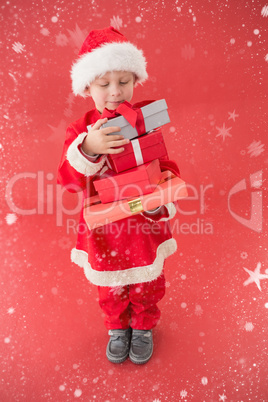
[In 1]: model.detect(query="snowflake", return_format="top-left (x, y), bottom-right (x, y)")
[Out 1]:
top-left (180, 389), bottom-right (187, 399)
top-left (265, 54), bottom-right (268, 63)
top-left (12, 42), bottom-right (25, 53)
top-left (95, 255), bottom-right (103, 263)
top-left (40, 27), bottom-right (50, 36)
top-left (47, 120), bottom-right (67, 143)
top-left (64, 107), bottom-right (73, 118)
top-left (219, 393), bottom-right (227, 401)
top-left (56, 33), bottom-right (69, 47)
top-left (67, 24), bottom-right (88, 51)
top-left (7, 307), bottom-right (15, 314)
top-left (109, 286), bottom-right (125, 296)
top-left (58, 237), bottom-right (72, 250)
top-left (228, 110), bottom-right (239, 121)
top-left (110, 15), bottom-right (123, 30)
top-left (243, 262), bottom-right (268, 291)
top-left (261, 5), bottom-right (268, 17)
top-left (169, 322), bottom-right (179, 331)
top-left (194, 304), bottom-right (203, 316)
top-left (247, 140), bottom-right (265, 157)
top-left (244, 322), bottom-right (254, 332)
top-left (216, 123), bottom-right (232, 141)
top-left (181, 44), bottom-right (195, 60)
top-left (13, 111), bottom-right (32, 127)
top-left (5, 213), bottom-right (18, 225)
top-left (74, 388), bottom-right (82, 398)
top-left (240, 251), bottom-right (248, 260)
top-left (66, 93), bottom-right (75, 106)
top-left (201, 376), bottom-right (208, 385)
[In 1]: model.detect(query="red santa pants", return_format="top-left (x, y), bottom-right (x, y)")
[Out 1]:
top-left (97, 273), bottom-right (165, 330)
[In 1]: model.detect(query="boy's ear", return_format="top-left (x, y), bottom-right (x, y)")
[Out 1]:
top-left (133, 74), bottom-right (138, 86)
top-left (84, 86), bottom-right (91, 97)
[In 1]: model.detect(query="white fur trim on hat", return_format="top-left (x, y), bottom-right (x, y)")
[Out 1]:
top-left (71, 238), bottom-right (177, 287)
top-left (71, 42), bottom-right (148, 97)
top-left (66, 132), bottom-right (107, 176)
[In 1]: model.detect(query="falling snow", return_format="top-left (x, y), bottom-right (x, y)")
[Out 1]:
top-left (194, 304), bottom-right (203, 316)
top-left (110, 15), bottom-right (123, 30)
top-left (261, 5), bottom-right (268, 17)
top-left (247, 140), bottom-right (265, 157)
top-left (201, 376), bottom-right (208, 385)
top-left (244, 322), bottom-right (254, 332)
top-left (5, 213), bottom-right (18, 225)
top-left (67, 24), bottom-right (88, 50)
top-left (180, 389), bottom-right (188, 399)
top-left (181, 44), bottom-right (195, 60)
top-left (40, 27), bottom-right (50, 36)
top-left (74, 389), bottom-right (82, 398)
top-left (56, 33), bottom-right (69, 46)
top-left (12, 42), bottom-right (25, 53)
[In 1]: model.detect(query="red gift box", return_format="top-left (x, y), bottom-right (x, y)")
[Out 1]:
top-left (107, 129), bottom-right (168, 173)
top-left (84, 170), bottom-right (188, 230)
top-left (93, 159), bottom-right (162, 204)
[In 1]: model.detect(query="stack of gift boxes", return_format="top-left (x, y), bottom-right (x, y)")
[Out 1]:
top-left (92, 99), bottom-right (170, 203)
top-left (84, 99), bottom-right (188, 229)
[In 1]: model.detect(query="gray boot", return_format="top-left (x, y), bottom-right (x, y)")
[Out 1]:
top-left (129, 329), bottom-right (153, 365)
top-left (106, 328), bottom-right (132, 364)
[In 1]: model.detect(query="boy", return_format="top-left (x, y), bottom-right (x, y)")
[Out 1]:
top-left (57, 26), bottom-right (177, 364)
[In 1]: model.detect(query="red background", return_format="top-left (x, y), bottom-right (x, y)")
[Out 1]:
top-left (1, 1), bottom-right (267, 401)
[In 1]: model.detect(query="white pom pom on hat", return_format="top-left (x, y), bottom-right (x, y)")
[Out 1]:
top-left (71, 26), bottom-right (148, 97)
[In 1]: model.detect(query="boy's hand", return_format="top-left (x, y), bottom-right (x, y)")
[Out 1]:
top-left (81, 118), bottom-right (130, 156)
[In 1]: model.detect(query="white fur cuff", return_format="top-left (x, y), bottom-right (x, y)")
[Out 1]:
top-left (142, 203), bottom-right (177, 223)
top-left (66, 132), bottom-right (106, 176)
top-left (161, 203), bottom-right (177, 221)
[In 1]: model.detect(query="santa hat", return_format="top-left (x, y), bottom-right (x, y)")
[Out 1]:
top-left (71, 26), bottom-right (148, 97)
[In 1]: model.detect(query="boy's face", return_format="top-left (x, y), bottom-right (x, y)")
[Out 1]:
top-left (85, 71), bottom-right (136, 113)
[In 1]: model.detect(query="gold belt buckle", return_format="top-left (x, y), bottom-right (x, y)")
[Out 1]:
top-left (128, 198), bottom-right (143, 214)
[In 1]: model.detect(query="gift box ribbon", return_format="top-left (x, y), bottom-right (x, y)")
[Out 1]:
top-left (106, 138), bottom-right (144, 169)
top-left (101, 100), bottom-right (153, 136)
top-left (131, 138), bottom-right (144, 166)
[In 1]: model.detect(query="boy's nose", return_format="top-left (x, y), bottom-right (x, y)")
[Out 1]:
top-left (110, 85), bottom-right (121, 97)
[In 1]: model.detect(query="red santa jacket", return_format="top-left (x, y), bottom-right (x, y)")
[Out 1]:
top-left (57, 107), bottom-right (178, 287)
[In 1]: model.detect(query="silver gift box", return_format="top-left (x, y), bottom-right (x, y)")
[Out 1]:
top-left (87, 99), bottom-right (170, 140)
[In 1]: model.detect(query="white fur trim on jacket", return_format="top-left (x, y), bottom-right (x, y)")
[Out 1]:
top-left (71, 238), bottom-right (177, 287)
top-left (71, 42), bottom-right (148, 97)
top-left (162, 203), bottom-right (177, 220)
top-left (66, 132), bottom-right (106, 176)
top-left (142, 203), bottom-right (177, 223)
